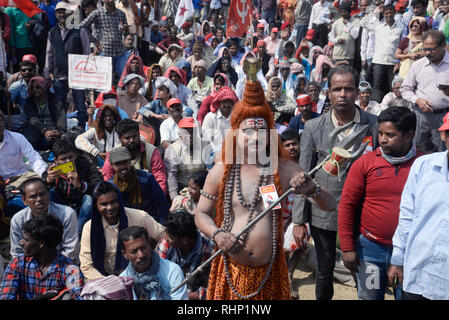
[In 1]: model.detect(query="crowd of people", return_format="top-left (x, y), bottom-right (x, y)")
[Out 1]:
top-left (0, 0), bottom-right (448, 301)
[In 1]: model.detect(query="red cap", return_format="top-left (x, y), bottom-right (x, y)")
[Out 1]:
top-left (271, 27), bottom-right (279, 33)
top-left (182, 22), bottom-right (191, 28)
top-left (161, 16), bottom-right (167, 21)
top-left (395, 3), bottom-right (406, 10)
top-left (257, 40), bottom-right (266, 47)
top-left (167, 98), bottom-right (182, 109)
top-left (296, 94), bottom-right (312, 107)
top-left (22, 54), bottom-right (37, 64)
top-left (178, 117), bottom-right (197, 128)
top-left (281, 21), bottom-right (290, 31)
top-left (306, 29), bottom-right (315, 40)
top-left (257, 22), bottom-right (265, 28)
top-left (438, 112), bottom-right (449, 131)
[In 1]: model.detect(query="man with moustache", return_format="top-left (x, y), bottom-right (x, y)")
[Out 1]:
top-left (102, 119), bottom-right (167, 195)
top-left (293, 65), bottom-right (378, 300)
top-left (281, 130), bottom-right (302, 164)
top-left (288, 94), bottom-right (320, 135)
top-left (108, 146), bottom-right (169, 224)
top-left (401, 30), bottom-right (449, 153)
top-left (79, 181), bottom-right (165, 282)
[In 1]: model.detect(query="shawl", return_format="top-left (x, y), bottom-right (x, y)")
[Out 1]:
top-left (113, 166), bottom-right (143, 207)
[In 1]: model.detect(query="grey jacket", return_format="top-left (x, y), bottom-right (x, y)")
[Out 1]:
top-left (292, 108), bottom-right (378, 231)
top-left (295, 0), bottom-right (313, 26)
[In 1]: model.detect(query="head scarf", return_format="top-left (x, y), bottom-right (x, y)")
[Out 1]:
top-left (218, 46), bottom-right (232, 59)
top-left (95, 104), bottom-right (122, 140)
top-left (90, 182), bottom-right (129, 276)
top-left (407, 16), bottom-right (429, 42)
top-left (266, 76), bottom-right (283, 102)
top-left (211, 86), bottom-right (239, 112)
top-left (206, 56), bottom-right (238, 86)
top-left (123, 73), bottom-right (145, 87)
top-left (119, 54), bottom-right (146, 88)
top-left (155, 76), bottom-right (177, 98)
top-left (175, 58), bottom-right (192, 82)
top-left (308, 45), bottom-right (323, 66)
top-left (314, 54), bottom-right (335, 83)
top-left (27, 76), bottom-right (51, 96)
top-left (211, 72), bottom-right (230, 96)
top-left (164, 66), bottom-right (187, 86)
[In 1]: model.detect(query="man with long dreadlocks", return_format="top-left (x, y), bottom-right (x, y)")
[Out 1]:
top-left (194, 58), bottom-right (337, 300)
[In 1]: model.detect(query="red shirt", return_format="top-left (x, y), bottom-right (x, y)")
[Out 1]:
top-left (338, 148), bottom-right (422, 251)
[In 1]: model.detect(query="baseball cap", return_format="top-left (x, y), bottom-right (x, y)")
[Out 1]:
top-left (438, 112), bottom-right (449, 131)
top-left (395, 2), bottom-right (406, 11)
top-left (271, 27), bottom-right (279, 33)
top-left (167, 98), bottom-right (182, 109)
top-left (22, 54), bottom-right (37, 64)
top-left (281, 21), bottom-right (290, 31)
top-left (296, 94), bottom-right (312, 107)
top-left (257, 22), bottom-right (265, 29)
top-left (109, 146), bottom-right (132, 164)
top-left (178, 117), bottom-right (197, 128)
top-left (359, 81), bottom-right (372, 92)
top-left (55, 1), bottom-right (72, 13)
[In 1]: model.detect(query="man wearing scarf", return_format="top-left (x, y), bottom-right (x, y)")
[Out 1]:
top-left (119, 226), bottom-right (188, 300)
top-left (108, 146), bottom-right (170, 224)
top-left (79, 181), bottom-right (165, 282)
top-left (338, 107), bottom-right (422, 300)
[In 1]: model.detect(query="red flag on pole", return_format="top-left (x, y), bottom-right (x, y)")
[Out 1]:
top-left (226, 0), bottom-right (252, 38)
top-left (0, 0), bottom-right (43, 17)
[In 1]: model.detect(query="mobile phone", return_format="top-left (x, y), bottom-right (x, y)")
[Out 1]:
top-left (53, 161), bottom-right (75, 175)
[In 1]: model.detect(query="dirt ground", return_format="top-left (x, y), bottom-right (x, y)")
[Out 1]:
top-left (290, 250), bottom-right (394, 300)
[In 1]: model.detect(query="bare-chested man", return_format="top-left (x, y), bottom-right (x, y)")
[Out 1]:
top-left (194, 61), bottom-right (337, 300)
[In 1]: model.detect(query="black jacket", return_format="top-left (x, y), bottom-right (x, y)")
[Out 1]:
top-left (23, 93), bottom-right (67, 135)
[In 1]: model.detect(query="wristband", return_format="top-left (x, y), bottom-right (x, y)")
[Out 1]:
top-left (211, 228), bottom-right (225, 244)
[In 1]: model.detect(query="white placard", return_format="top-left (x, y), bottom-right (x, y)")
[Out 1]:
top-left (68, 54), bottom-right (112, 91)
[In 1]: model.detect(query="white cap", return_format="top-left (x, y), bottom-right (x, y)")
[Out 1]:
top-left (55, 2), bottom-right (72, 13)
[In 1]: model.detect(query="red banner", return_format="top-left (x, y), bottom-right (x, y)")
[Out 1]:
top-left (0, 0), bottom-right (43, 17)
top-left (226, 0), bottom-right (252, 38)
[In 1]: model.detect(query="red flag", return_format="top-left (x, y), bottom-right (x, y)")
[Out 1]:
top-left (0, 0), bottom-right (43, 18)
top-left (226, 0), bottom-right (252, 38)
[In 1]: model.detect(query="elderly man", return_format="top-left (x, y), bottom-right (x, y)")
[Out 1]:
top-left (401, 30), bottom-right (449, 153)
top-left (293, 65), bottom-right (378, 300)
top-left (187, 60), bottom-right (214, 110)
top-left (356, 81), bottom-right (385, 116)
top-left (108, 146), bottom-right (169, 224)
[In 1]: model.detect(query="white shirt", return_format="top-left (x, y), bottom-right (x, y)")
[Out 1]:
top-left (355, 99), bottom-right (386, 116)
top-left (371, 21), bottom-right (404, 65)
top-left (360, 27), bottom-right (375, 61)
top-left (202, 110), bottom-right (231, 153)
top-left (308, 1), bottom-right (332, 29)
top-left (160, 117), bottom-right (179, 144)
top-left (0, 130), bottom-right (48, 179)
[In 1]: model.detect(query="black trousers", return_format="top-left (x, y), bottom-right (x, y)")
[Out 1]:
top-left (371, 63), bottom-right (395, 103)
top-left (310, 225), bottom-right (337, 300)
top-left (402, 291), bottom-right (429, 300)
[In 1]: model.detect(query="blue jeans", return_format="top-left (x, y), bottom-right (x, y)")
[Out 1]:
top-left (53, 79), bottom-right (87, 128)
top-left (100, 51), bottom-right (129, 83)
top-left (50, 190), bottom-right (92, 236)
top-left (261, 9), bottom-right (276, 25)
top-left (355, 234), bottom-right (403, 300)
top-left (295, 23), bottom-right (308, 47)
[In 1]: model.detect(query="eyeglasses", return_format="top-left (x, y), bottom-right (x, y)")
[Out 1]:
top-left (21, 68), bottom-right (34, 72)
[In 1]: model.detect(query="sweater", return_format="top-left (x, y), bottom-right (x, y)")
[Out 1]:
top-left (338, 148), bottom-right (422, 252)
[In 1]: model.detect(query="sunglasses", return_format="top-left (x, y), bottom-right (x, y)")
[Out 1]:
top-left (21, 68), bottom-right (34, 72)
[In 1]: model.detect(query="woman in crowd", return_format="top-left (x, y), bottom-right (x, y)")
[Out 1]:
top-left (265, 76), bottom-right (297, 129)
top-left (117, 74), bottom-right (148, 118)
top-left (207, 54), bottom-right (238, 88)
top-left (158, 43), bottom-right (184, 73)
top-left (118, 54), bottom-right (148, 91)
top-left (75, 104), bottom-right (122, 167)
top-left (197, 73), bottom-right (229, 124)
top-left (169, 170), bottom-right (209, 215)
top-left (140, 63), bottom-right (163, 102)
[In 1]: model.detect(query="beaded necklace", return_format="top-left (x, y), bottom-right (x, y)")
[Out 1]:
top-left (221, 164), bottom-right (279, 299)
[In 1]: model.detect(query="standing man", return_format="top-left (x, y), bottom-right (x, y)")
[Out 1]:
top-left (308, 0), bottom-right (332, 48)
top-left (401, 30), bottom-right (449, 153)
top-left (339, 107), bottom-right (421, 300)
top-left (45, 2), bottom-right (91, 129)
top-left (387, 111), bottom-right (449, 300)
top-left (258, 0), bottom-right (277, 25)
top-left (292, 65), bottom-right (378, 300)
top-left (294, 0), bottom-right (312, 47)
top-left (194, 65), bottom-right (337, 299)
top-left (328, 1), bottom-right (360, 67)
top-left (366, 4), bottom-right (404, 103)
top-left (80, 0), bottom-right (130, 79)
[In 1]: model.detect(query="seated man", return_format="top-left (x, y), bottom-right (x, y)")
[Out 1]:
top-left (22, 76), bottom-right (66, 151)
top-left (119, 225), bottom-right (189, 300)
top-left (10, 178), bottom-right (79, 262)
top-left (160, 98), bottom-right (183, 150)
top-left (102, 119), bottom-right (167, 195)
top-left (164, 117), bottom-right (207, 201)
top-left (0, 214), bottom-right (84, 300)
top-left (157, 209), bottom-right (214, 300)
top-left (42, 139), bottom-right (103, 236)
top-left (0, 112), bottom-right (48, 215)
top-left (281, 130), bottom-right (302, 164)
top-left (79, 181), bottom-right (165, 282)
top-left (355, 81), bottom-right (385, 116)
top-left (108, 146), bottom-right (169, 224)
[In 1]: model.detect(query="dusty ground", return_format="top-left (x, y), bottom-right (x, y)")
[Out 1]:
top-left (290, 250), bottom-right (394, 300)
